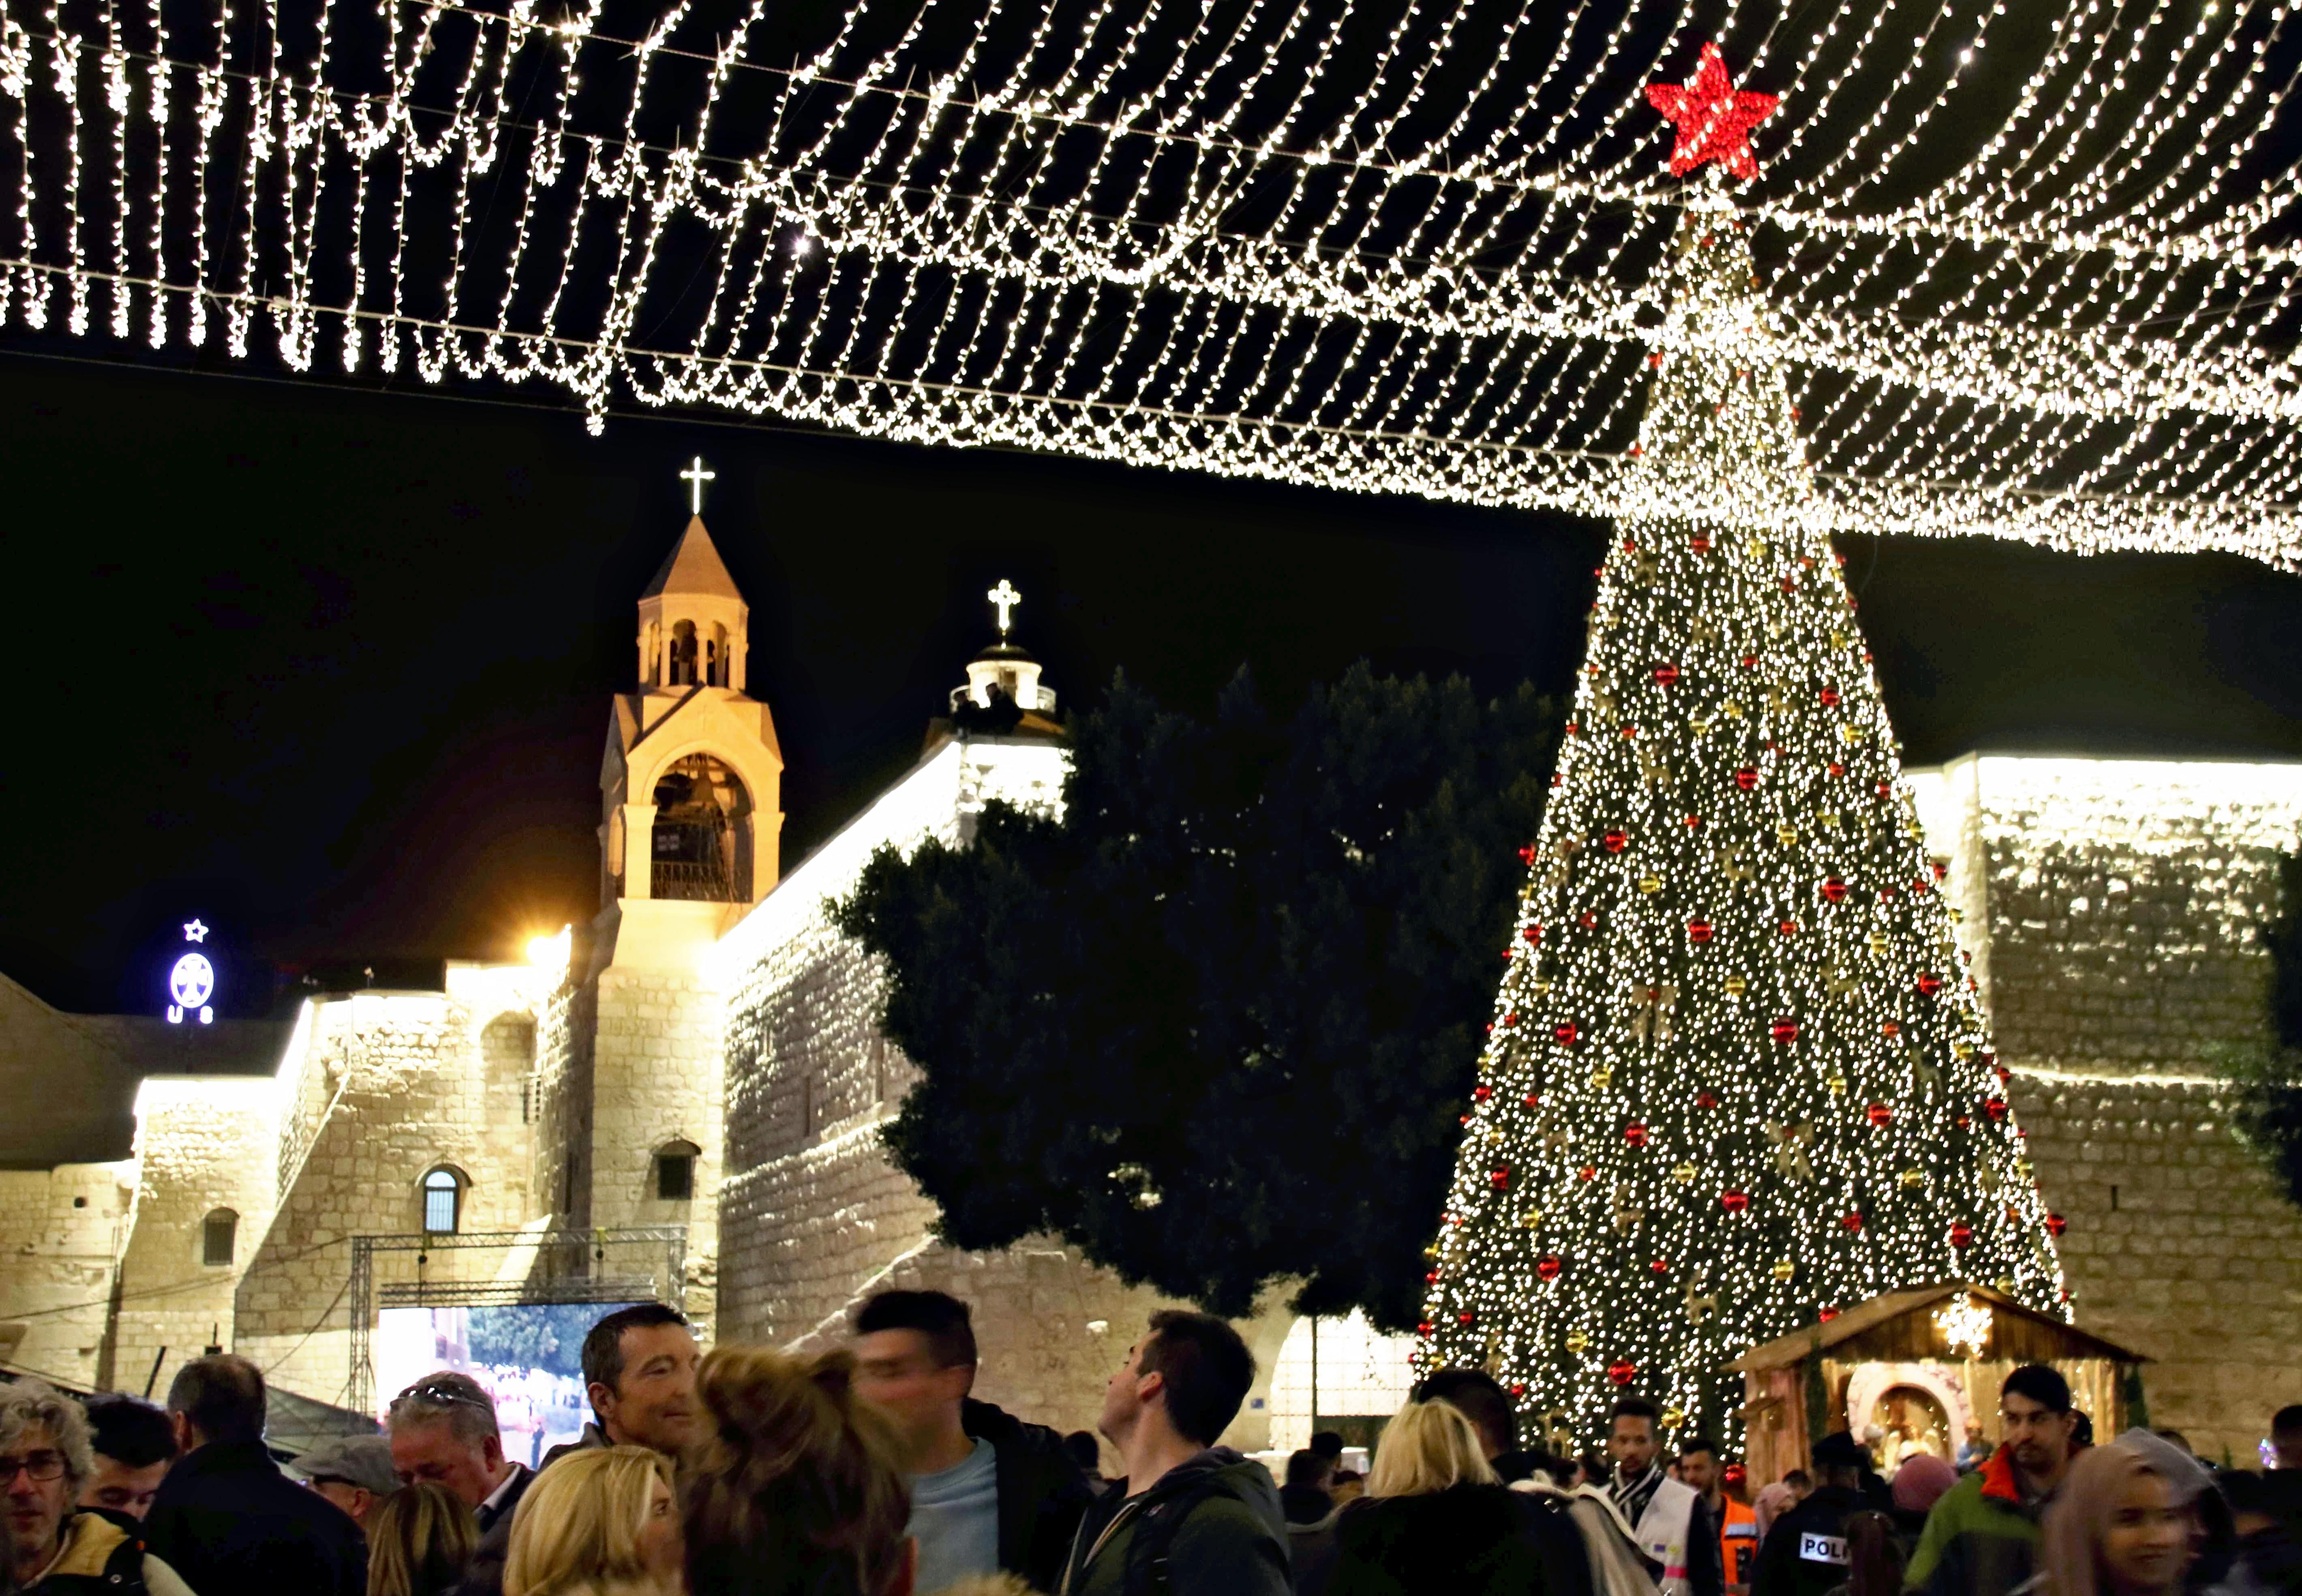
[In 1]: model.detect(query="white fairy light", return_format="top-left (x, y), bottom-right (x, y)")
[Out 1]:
top-left (2, 0), bottom-right (2300, 566)
top-left (1934, 1293), bottom-right (1994, 1358)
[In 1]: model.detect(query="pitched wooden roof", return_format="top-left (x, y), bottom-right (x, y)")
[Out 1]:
top-left (1728, 1282), bottom-right (2148, 1372)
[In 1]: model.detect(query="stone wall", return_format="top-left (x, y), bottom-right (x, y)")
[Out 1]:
top-left (111, 1077), bottom-right (281, 1404)
top-left (229, 969), bottom-right (539, 1401)
top-left (0, 1163), bottom-right (137, 1390)
top-left (1908, 757), bottom-right (2302, 1459)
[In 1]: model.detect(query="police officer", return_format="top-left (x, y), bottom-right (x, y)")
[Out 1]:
top-left (1751, 1431), bottom-right (1872, 1596)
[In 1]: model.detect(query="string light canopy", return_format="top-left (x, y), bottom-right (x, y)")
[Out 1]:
top-left (4, 0), bottom-right (2301, 563)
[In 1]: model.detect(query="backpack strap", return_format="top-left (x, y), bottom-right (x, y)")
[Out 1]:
top-left (1122, 1478), bottom-right (1229, 1596)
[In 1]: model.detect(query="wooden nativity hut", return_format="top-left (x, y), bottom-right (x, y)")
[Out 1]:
top-left (1731, 1282), bottom-right (2148, 1486)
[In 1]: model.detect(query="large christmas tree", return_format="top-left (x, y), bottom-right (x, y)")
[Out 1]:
top-left (1416, 50), bottom-right (2067, 1453)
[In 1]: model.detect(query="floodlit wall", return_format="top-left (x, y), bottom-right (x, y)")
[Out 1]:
top-left (1912, 756), bottom-right (2302, 1461)
top-left (0, 1162), bottom-right (137, 1389)
top-left (229, 969), bottom-right (540, 1400)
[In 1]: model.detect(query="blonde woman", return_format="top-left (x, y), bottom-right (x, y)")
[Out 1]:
top-left (502, 1446), bottom-right (682, 1596)
top-left (1323, 1399), bottom-right (1569, 1596)
top-left (368, 1482), bottom-right (481, 1596)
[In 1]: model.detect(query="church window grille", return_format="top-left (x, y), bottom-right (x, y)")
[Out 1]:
top-left (655, 1141), bottom-right (699, 1202)
top-left (423, 1169), bottom-right (462, 1234)
top-left (201, 1209), bottom-right (237, 1267)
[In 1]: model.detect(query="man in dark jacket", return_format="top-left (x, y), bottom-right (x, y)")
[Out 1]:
top-left (387, 1370), bottom-right (532, 1596)
top-left (538, 1303), bottom-right (703, 1472)
top-left (141, 1354), bottom-right (366, 1596)
top-left (852, 1288), bottom-right (1094, 1592)
top-left (1061, 1310), bottom-right (1290, 1596)
top-left (1752, 1431), bottom-right (1871, 1596)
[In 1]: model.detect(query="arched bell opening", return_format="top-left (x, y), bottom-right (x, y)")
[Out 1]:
top-left (650, 755), bottom-right (753, 902)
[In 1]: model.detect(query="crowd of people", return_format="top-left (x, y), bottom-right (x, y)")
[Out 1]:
top-left (1, 1294), bottom-right (2297, 1596)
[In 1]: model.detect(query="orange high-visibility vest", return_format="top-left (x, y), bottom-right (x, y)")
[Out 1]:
top-left (1719, 1496), bottom-right (1760, 1594)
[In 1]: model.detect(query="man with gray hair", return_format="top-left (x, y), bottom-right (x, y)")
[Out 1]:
top-left (388, 1371), bottom-right (531, 1596)
top-left (141, 1353), bottom-right (365, 1596)
top-left (0, 1376), bottom-right (195, 1594)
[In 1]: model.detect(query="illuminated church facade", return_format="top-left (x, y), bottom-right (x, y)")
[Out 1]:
top-left (1, 511), bottom-right (2300, 1462)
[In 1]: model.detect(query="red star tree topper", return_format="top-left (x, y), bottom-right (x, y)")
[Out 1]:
top-left (1646, 43), bottom-right (1779, 180)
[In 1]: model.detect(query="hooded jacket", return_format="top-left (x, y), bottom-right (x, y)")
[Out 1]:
top-left (961, 1395), bottom-right (1096, 1591)
top-left (1059, 1447), bottom-right (1291, 1596)
top-left (1904, 1449), bottom-right (2047, 1596)
top-left (1326, 1483), bottom-right (1589, 1596)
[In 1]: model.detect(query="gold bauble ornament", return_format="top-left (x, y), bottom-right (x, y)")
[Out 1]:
top-left (1828, 1073), bottom-right (1848, 1097)
top-left (1639, 875), bottom-right (1663, 895)
top-left (1672, 1162), bottom-right (1697, 1185)
top-left (1591, 1067), bottom-right (1615, 1090)
top-left (1994, 1277), bottom-right (2017, 1295)
top-left (1662, 1406), bottom-right (1687, 1429)
top-left (1867, 932), bottom-right (1891, 956)
top-left (1724, 700), bottom-right (1745, 719)
top-left (1724, 975), bottom-right (1748, 996)
top-left (1518, 1209), bottom-right (1544, 1228)
top-left (1900, 1169), bottom-right (1925, 1189)
top-left (1953, 1042), bottom-right (1974, 1061)
top-left (1565, 1330), bottom-right (1591, 1354)
top-left (1776, 823), bottom-right (1799, 847)
top-left (1771, 1258), bottom-right (1796, 1281)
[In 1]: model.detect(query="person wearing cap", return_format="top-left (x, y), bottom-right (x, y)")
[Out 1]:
top-left (1753, 1431), bottom-right (1874, 1596)
top-left (298, 1434), bottom-right (401, 1529)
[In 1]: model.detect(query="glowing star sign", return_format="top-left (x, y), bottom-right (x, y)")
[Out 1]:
top-left (166, 919), bottom-right (216, 1024)
top-left (680, 456), bottom-right (715, 516)
top-left (1646, 44), bottom-right (1780, 181)
top-left (988, 579), bottom-right (1021, 639)
top-left (1934, 1293), bottom-right (1994, 1358)
top-left (182, 918), bottom-right (209, 943)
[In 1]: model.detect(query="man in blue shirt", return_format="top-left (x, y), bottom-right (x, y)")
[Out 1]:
top-left (853, 1289), bottom-right (1092, 1592)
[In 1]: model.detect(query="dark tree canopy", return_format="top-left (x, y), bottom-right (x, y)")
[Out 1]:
top-left (835, 663), bottom-right (1562, 1329)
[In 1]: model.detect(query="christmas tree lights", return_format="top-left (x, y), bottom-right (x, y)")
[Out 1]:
top-left (1414, 137), bottom-right (2066, 1448)
top-left (3, 0), bottom-right (2302, 563)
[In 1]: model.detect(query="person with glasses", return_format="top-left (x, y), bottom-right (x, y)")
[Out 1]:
top-left (142, 1353), bottom-right (367, 1596)
top-left (0, 1376), bottom-right (195, 1594)
top-left (388, 1372), bottom-right (531, 1596)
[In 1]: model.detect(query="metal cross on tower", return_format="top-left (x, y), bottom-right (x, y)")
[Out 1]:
top-left (987, 579), bottom-right (1021, 638)
top-left (680, 456), bottom-right (715, 516)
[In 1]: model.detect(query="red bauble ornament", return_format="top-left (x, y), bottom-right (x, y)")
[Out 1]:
top-left (1425, 1270), bottom-right (1439, 1283)
top-left (1696, 1090), bottom-right (1720, 1110)
top-left (1511, 1382), bottom-right (1527, 1397)
top-left (1518, 845), bottom-right (1538, 864)
top-left (1829, 761), bottom-right (1846, 778)
top-left (1473, 1086), bottom-right (1492, 1102)
top-left (1555, 1023), bottom-right (1579, 1047)
top-left (1819, 1305), bottom-right (1842, 1322)
top-left (1418, 1322), bottom-right (1433, 1337)
top-left (1537, 1256), bottom-right (1563, 1281)
top-left (1579, 911), bottom-right (1598, 928)
top-left (2046, 1213), bottom-right (2069, 1237)
top-left (1778, 919), bottom-right (1800, 937)
top-left (1607, 1358), bottom-right (1638, 1386)
top-left (1865, 1103), bottom-right (1893, 1127)
top-left (1523, 924), bottom-right (1542, 943)
top-left (1950, 1222), bottom-right (1974, 1248)
top-left (1932, 860), bottom-right (1950, 880)
top-left (1687, 919), bottom-right (1714, 944)
top-left (1917, 973), bottom-right (1945, 997)
top-left (1625, 1123), bottom-right (1649, 1147)
top-left (1771, 1018), bottom-right (1800, 1044)
top-left (1735, 767), bottom-right (1760, 791)
top-left (1690, 535), bottom-right (1712, 553)
top-left (1876, 781), bottom-right (1892, 798)
top-left (1819, 688), bottom-right (1841, 707)
top-left (1490, 1168), bottom-right (1510, 1189)
top-left (1841, 1211), bottom-right (1864, 1233)
top-left (1458, 1311), bottom-right (1475, 1325)
top-left (1655, 663), bottom-right (1681, 686)
top-left (1603, 830), bottom-right (1630, 853)
top-left (2006, 1205), bottom-right (2022, 1226)
top-left (1578, 1165), bottom-right (1597, 1181)
top-left (1684, 813), bottom-right (1703, 830)
top-left (1821, 878), bottom-right (1849, 904)
top-left (1721, 1189), bottom-right (1751, 1213)
top-left (1881, 1020), bottom-right (1902, 1037)
top-left (1984, 1099), bottom-right (2009, 1122)
top-left (1647, 352), bottom-right (1664, 368)
top-left (1740, 653), bottom-right (1760, 669)
top-left (1523, 1093), bottom-right (1540, 1108)
top-left (1911, 877), bottom-right (1932, 896)
top-left (1650, 1259), bottom-right (1669, 1274)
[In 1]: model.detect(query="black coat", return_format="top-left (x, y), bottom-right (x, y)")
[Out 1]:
top-left (960, 1397), bottom-right (1095, 1591)
top-left (141, 1438), bottom-right (367, 1596)
top-left (1751, 1484), bottom-right (1869, 1596)
top-left (448, 1464), bottom-right (535, 1596)
top-left (1327, 1485), bottom-right (1593, 1596)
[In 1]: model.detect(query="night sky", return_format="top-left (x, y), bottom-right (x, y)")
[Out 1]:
top-left (7, 343), bottom-right (2302, 1018)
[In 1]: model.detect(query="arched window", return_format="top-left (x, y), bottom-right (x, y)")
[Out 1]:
top-left (201, 1208), bottom-right (238, 1267)
top-left (654, 1140), bottom-right (700, 1202)
top-left (650, 755), bottom-right (754, 902)
top-left (422, 1168), bottom-right (462, 1234)
top-left (670, 621), bottom-right (698, 686)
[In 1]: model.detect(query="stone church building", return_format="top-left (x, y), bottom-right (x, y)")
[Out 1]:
top-left (2, 512), bottom-right (2299, 1463)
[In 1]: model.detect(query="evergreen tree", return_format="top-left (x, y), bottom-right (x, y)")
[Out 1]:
top-left (1416, 189), bottom-right (2067, 1453)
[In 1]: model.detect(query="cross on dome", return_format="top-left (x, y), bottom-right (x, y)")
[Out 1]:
top-left (183, 919), bottom-right (209, 943)
top-left (680, 455), bottom-right (715, 516)
top-left (1646, 43), bottom-right (1779, 181)
top-left (987, 579), bottom-right (1021, 638)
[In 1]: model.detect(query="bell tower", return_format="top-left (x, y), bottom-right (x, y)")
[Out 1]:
top-left (599, 466), bottom-right (785, 932)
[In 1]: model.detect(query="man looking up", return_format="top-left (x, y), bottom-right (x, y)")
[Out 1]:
top-left (77, 1396), bottom-right (176, 1521)
top-left (545, 1303), bottom-right (702, 1463)
top-left (1680, 1437), bottom-right (1759, 1596)
top-left (1609, 1397), bottom-right (1724, 1596)
top-left (1906, 1365), bottom-right (2081, 1596)
top-left (142, 1353), bottom-right (366, 1595)
top-left (1061, 1310), bottom-right (1291, 1596)
top-left (388, 1370), bottom-right (529, 1596)
top-left (851, 1288), bottom-right (1090, 1593)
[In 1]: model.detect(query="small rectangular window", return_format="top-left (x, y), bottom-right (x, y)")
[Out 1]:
top-left (424, 1183), bottom-right (458, 1234)
top-left (657, 1155), bottom-right (694, 1202)
top-left (201, 1214), bottom-right (236, 1267)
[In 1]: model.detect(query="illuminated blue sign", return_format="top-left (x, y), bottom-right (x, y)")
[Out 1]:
top-left (167, 920), bottom-right (215, 1024)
